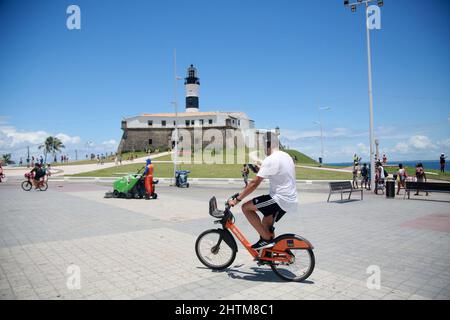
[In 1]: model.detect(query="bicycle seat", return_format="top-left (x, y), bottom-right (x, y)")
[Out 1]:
top-left (209, 196), bottom-right (225, 218)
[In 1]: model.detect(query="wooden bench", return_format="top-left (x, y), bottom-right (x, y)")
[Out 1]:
top-left (327, 181), bottom-right (363, 202)
top-left (404, 181), bottom-right (450, 199)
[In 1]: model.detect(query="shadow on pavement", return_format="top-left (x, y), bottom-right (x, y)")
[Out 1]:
top-left (329, 199), bottom-right (361, 204)
top-left (197, 266), bottom-right (315, 284)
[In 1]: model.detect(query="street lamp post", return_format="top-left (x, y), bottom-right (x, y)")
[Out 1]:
top-left (314, 106), bottom-right (331, 166)
top-left (171, 49), bottom-right (183, 186)
top-left (344, 0), bottom-right (383, 191)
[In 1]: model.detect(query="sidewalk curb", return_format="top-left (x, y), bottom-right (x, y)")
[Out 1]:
top-left (43, 177), bottom-right (352, 186)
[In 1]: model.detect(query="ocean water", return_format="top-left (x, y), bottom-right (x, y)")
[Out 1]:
top-left (326, 160), bottom-right (444, 171)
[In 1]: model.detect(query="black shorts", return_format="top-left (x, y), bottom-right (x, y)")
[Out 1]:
top-left (252, 195), bottom-right (286, 222)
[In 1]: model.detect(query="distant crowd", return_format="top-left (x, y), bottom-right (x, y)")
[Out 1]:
top-left (350, 152), bottom-right (446, 195)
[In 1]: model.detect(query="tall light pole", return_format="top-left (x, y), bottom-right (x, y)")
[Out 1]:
top-left (171, 49), bottom-right (183, 186)
top-left (344, 0), bottom-right (383, 191)
top-left (314, 106), bottom-right (331, 166)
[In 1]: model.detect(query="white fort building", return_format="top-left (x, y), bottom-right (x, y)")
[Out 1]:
top-left (117, 65), bottom-right (262, 153)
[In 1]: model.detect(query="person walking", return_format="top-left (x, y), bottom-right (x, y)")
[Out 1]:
top-left (396, 163), bottom-right (408, 195)
top-left (440, 153), bottom-right (446, 173)
top-left (415, 163), bottom-right (428, 196)
top-left (242, 164), bottom-right (250, 187)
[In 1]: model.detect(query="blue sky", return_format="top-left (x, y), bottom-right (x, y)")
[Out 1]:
top-left (0, 0), bottom-right (449, 162)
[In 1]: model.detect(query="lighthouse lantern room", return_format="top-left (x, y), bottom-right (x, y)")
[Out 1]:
top-left (184, 64), bottom-right (200, 112)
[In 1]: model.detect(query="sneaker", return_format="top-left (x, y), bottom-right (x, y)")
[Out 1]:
top-left (251, 237), bottom-right (274, 250)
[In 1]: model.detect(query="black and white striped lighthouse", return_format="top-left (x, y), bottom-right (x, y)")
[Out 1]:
top-left (185, 64), bottom-right (200, 112)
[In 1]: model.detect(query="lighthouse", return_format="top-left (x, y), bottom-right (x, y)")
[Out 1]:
top-left (185, 64), bottom-right (200, 112)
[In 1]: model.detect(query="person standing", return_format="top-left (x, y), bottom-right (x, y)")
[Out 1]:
top-left (143, 159), bottom-right (155, 199)
top-left (0, 163), bottom-right (4, 183)
top-left (382, 154), bottom-right (387, 165)
top-left (242, 164), bottom-right (250, 187)
top-left (352, 162), bottom-right (359, 189)
top-left (440, 153), bottom-right (446, 173)
top-left (361, 163), bottom-right (368, 190)
top-left (375, 161), bottom-right (385, 195)
top-left (19, 158), bottom-right (23, 167)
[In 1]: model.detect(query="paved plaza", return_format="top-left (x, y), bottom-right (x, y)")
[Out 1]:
top-left (0, 180), bottom-right (449, 300)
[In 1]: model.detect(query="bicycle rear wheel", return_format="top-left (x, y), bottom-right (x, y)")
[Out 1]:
top-left (21, 181), bottom-right (32, 191)
top-left (270, 236), bottom-right (315, 282)
top-left (195, 229), bottom-right (236, 270)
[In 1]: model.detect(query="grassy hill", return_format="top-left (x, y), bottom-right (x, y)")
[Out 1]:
top-left (283, 149), bottom-right (317, 165)
top-left (70, 160), bottom-right (351, 180)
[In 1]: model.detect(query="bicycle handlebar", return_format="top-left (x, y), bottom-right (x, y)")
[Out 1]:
top-left (224, 193), bottom-right (240, 209)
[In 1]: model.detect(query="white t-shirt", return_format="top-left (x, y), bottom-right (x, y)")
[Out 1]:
top-left (257, 150), bottom-right (298, 214)
top-left (379, 165), bottom-right (385, 179)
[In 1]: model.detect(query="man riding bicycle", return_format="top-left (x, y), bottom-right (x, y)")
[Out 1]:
top-left (228, 131), bottom-right (298, 250)
top-left (29, 163), bottom-right (46, 189)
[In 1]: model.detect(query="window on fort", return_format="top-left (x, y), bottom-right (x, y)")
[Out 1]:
top-left (148, 139), bottom-right (153, 145)
top-left (185, 120), bottom-right (190, 126)
top-left (200, 119), bottom-right (204, 125)
top-left (208, 119), bottom-right (213, 125)
top-left (162, 120), bottom-right (166, 126)
top-left (191, 120), bottom-right (195, 125)
top-left (238, 120), bottom-right (240, 126)
top-left (148, 120), bottom-right (153, 126)
top-left (173, 121), bottom-right (176, 125)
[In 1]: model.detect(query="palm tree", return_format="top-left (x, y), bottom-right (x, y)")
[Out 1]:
top-left (39, 136), bottom-right (65, 163)
top-left (1, 153), bottom-right (12, 165)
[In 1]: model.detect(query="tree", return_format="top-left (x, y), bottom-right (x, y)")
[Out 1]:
top-left (39, 136), bottom-right (65, 163)
top-left (2, 153), bottom-right (13, 165)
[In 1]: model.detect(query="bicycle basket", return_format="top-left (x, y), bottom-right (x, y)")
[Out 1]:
top-left (209, 196), bottom-right (225, 218)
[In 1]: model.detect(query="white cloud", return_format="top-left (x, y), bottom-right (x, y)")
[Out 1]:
top-left (438, 138), bottom-right (450, 150)
top-left (408, 135), bottom-right (437, 150)
top-left (55, 133), bottom-right (81, 145)
top-left (391, 142), bottom-right (409, 154)
top-left (0, 126), bottom-right (48, 147)
top-left (281, 129), bottom-right (321, 140)
top-left (102, 139), bottom-right (117, 146)
top-left (0, 125), bottom-right (81, 150)
top-left (357, 143), bottom-right (369, 154)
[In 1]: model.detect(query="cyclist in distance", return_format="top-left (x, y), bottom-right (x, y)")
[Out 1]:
top-left (228, 131), bottom-right (298, 250)
top-left (29, 163), bottom-right (46, 189)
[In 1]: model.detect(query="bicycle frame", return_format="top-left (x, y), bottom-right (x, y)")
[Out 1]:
top-left (223, 213), bottom-right (312, 264)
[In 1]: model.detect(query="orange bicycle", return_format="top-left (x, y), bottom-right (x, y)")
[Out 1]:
top-left (195, 194), bottom-right (315, 282)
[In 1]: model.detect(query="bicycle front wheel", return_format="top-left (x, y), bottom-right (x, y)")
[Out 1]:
top-left (38, 182), bottom-right (48, 191)
top-left (21, 181), bottom-right (32, 191)
top-left (270, 240), bottom-right (315, 282)
top-left (195, 229), bottom-right (236, 270)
